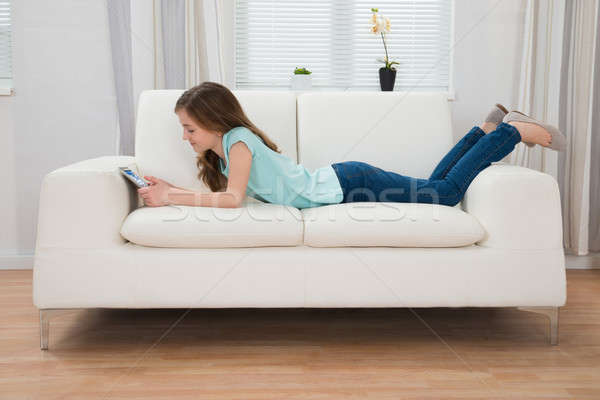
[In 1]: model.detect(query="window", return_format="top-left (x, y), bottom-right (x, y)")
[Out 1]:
top-left (0, 0), bottom-right (12, 93)
top-left (235, 0), bottom-right (453, 91)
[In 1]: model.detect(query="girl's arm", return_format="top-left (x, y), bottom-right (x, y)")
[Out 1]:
top-left (143, 141), bottom-right (253, 208)
top-left (140, 142), bottom-right (252, 208)
top-left (166, 187), bottom-right (242, 208)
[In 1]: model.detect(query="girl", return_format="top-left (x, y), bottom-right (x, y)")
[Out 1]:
top-left (138, 82), bottom-right (567, 209)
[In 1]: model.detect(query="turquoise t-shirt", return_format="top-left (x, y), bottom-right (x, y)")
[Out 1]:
top-left (218, 126), bottom-right (344, 209)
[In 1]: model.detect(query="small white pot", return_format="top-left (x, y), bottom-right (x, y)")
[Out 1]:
top-left (291, 74), bottom-right (312, 90)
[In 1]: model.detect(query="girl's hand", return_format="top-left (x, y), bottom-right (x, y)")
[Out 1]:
top-left (137, 175), bottom-right (172, 207)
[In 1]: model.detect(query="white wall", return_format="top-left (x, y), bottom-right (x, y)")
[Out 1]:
top-left (0, 0), bottom-right (526, 269)
top-left (450, 0), bottom-right (525, 139)
top-left (0, 88), bottom-right (19, 266)
top-left (1, 0), bottom-right (119, 268)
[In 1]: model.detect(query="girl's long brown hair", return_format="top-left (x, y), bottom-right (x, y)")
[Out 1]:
top-left (174, 82), bottom-right (281, 192)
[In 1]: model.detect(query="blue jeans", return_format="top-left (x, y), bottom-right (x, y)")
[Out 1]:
top-left (330, 122), bottom-right (522, 207)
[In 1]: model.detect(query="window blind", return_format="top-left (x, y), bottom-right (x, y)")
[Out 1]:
top-left (0, 0), bottom-right (11, 90)
top-left (235, 0), bottom-right (452, 91)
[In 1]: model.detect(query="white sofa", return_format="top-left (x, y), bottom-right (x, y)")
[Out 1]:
top-left (33, 90), bottom-right (566, 349)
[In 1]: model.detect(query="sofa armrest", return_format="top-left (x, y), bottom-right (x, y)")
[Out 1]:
top-left (35, 156), bottom-right (140, 250)
top-left (462, 163), bottom-right (563, 250)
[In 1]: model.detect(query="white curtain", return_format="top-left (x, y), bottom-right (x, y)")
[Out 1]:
top-left (107, 0), bottom-right (135, 156)
top-left (557, 0), bottom-right (600, 255)
top-left (507, 0), bottom-right (563, 176)
top-left (153, 0), bottom-right (225, 89)
top-left (108, 0), bottom-right (226, 154)
top-left (510, 0), bottom-right (600, 255)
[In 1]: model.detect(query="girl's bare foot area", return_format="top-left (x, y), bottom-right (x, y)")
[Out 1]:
top-left (507, 121), bottom-right (552, 147)
top-left (480, 122), bottom-right (497, 134)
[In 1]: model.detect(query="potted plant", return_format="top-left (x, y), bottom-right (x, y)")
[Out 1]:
top-left (291, 67), bottom-right (312, 90)
top-left (370, 8), bottom-right (399, 91)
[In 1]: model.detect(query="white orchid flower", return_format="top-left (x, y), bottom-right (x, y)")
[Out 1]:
top-left (371, 13), bottom-right (377, 25)
top-left (369, 8), bottom-right (398, 70)
top-left (378, 18), bottom-right (386, 33)
top-left (370, 11), bottom-right (390, 35)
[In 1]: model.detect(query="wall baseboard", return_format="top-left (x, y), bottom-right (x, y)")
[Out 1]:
top-left (1, 252), bottom-right (599, 271)
top-left (0, 253), bottom-right (34, 270)
top-left (565, 253), bottom-right (600, 269)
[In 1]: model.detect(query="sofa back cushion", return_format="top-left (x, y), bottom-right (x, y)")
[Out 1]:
top-left (297, 92), bottom-right (454, 179)
top-left (135, 90), bottom-right (297, 192)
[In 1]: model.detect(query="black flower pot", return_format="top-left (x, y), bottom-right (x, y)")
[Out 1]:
top-left (379, 67), bottom-right (397, 91)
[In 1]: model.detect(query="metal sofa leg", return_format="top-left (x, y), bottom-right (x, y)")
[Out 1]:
top-left (517, 306), bottom-right (559, 345)
top-left (39, 309), bottom-right (71, 350)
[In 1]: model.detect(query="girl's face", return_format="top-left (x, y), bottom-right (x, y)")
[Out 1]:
top-left (176, 109), bottom-right (222, 153)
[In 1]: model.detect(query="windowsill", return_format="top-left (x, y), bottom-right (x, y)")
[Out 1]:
top-left (0, 88), bottom-right (14, 96)
top-left (235, 86), bottom-right (455, 101)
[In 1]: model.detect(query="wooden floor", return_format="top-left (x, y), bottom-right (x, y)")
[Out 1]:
top-left (1, 270), bottom-right (599, 400)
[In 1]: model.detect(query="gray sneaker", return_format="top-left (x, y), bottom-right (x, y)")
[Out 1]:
top-left (485, 103), bottom-right (509, 125)
top-left (502, 110), bottom-right (567, 152)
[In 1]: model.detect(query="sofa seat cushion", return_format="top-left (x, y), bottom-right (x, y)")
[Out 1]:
top-left (120, 200), bottom-right (303, 248)
top-left (301, 202), bottom-right (485, 247)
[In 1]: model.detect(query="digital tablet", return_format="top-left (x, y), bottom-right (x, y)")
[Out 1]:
top-left (119, 167), bottom-right (149, 188)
